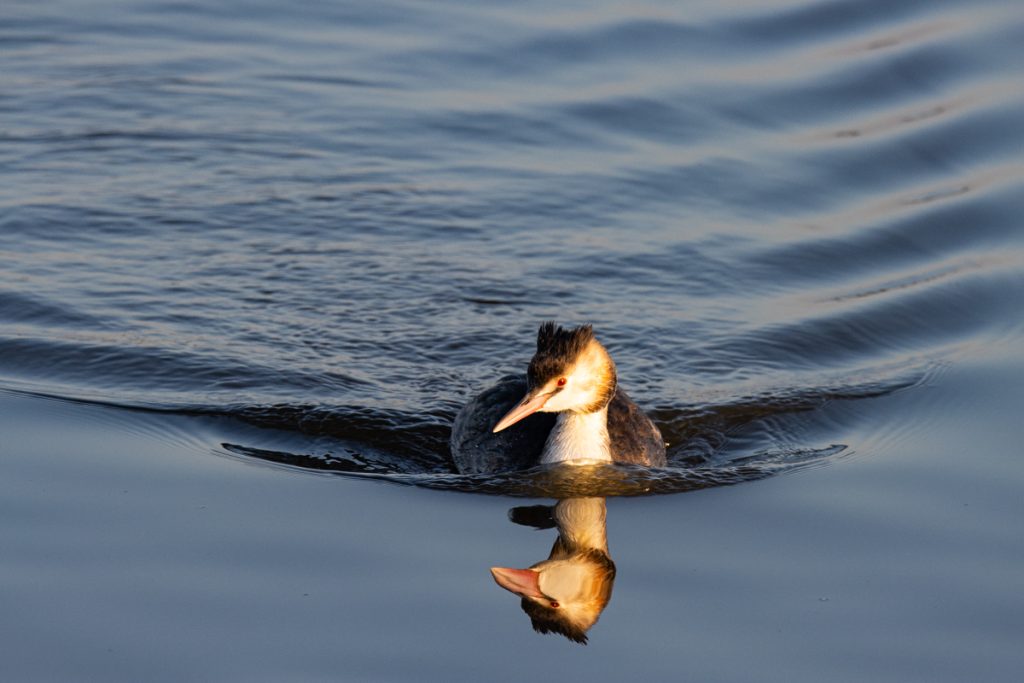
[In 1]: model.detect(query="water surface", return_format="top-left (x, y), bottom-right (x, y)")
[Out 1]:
top-left (2, 0), bottom-right (1023, 679)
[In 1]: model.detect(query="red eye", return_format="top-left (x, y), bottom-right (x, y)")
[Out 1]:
top-left (556, 377), bottom-right (566, 387)
top-left (550, 601), bottom-right (560, 608)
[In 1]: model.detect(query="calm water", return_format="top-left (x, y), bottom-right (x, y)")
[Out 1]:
top-left (2, 0), bottom-right (1023, 679)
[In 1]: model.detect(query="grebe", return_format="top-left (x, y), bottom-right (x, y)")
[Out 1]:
top-left (451, 322), bottom-right (667, 473)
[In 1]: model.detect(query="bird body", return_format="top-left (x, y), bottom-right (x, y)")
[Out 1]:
top-left (451, 323), bottom-right (666, 473)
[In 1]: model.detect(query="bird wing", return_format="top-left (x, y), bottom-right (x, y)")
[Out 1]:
top-left (450, 375), bottom-right (556, 474)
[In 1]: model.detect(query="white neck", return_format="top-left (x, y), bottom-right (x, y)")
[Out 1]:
top-left (540, 408), bottom-right (612, 465)
top-left (553, 498), bottom-right (608, 553)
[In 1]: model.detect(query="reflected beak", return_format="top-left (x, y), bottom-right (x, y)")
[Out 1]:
top-left (490, 566), bottom-right (544, 599)
top-left (492, 391), bottom-right (550, 433)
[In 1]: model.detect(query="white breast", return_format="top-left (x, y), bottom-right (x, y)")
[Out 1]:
top-left (540, 409), bottom-right (612, 465)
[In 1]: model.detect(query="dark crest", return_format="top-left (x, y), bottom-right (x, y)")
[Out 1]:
top-left (520, 598), bottom-right (590, 644)
top-left (528, 322), bottom-right (595, 388)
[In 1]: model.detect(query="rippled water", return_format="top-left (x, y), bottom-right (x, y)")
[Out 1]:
top-left (2, 0), bottom-right (1023, 679)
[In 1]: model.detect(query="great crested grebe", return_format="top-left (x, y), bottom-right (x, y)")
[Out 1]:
top-left (451, 322), bottom-right (666, 473)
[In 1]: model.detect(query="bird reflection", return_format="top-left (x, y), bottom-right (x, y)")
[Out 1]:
top-left (490, 498), bottom-right (615, 644)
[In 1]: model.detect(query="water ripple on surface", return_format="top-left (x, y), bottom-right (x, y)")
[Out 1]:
top-left (0, 0), bottom-right (1021, 498)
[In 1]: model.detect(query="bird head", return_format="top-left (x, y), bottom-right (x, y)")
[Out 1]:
top-left (492, 322), bottom-right (617, 433)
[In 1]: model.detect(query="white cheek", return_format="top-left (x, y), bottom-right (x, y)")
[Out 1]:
top-left (543, 394), bottom-right (565, 412)
top-left (543, 385), bottom-right (586, 412)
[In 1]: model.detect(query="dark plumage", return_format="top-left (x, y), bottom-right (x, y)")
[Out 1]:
top-left (451, 375), bottom-right (554, 473)
top-left (605, 390), bottom-right (667, 466)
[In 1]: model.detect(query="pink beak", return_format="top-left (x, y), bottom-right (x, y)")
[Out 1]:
top-left (490, 566), bottom-right (544, 599)
top-left (492, 391), bottom-right (550, 433)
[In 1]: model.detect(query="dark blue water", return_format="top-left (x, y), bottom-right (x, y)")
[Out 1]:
top-left (2, 0), bottom-right (1023, 679)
